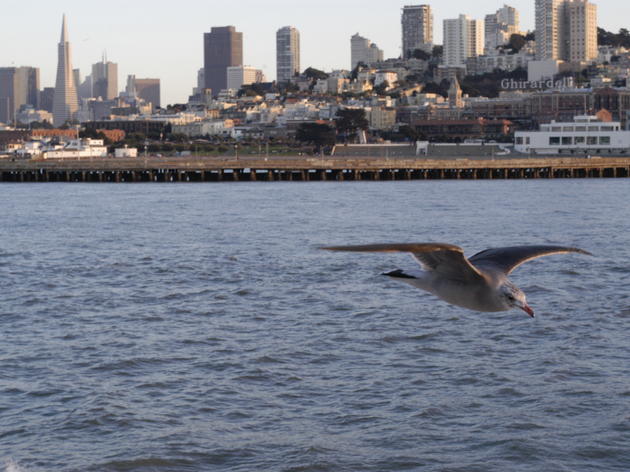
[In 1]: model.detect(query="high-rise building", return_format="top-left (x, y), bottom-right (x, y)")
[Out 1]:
top-left (40, 87), bottom-right (55, 113)
top-left (78, 75), bottom-right (93, 101)
top-left (52, 15), bottom-right (79, 127)
top-left (443, 15), bottom-right (484, 67)
top-left (535, 0), bottom-right (597, 62)
top-left (134, 78), bottom-right (161, 108)
top-left (351, 34), bottom-right (384, 69)
top-left (72, 69), bottom-right (82, 102)
top-left (197, 68), bottom-right (205, 93)
top-left (535, 0), bottom-right (566, 60)
top-left (203, 26), bottom-right (243, 96)
top-left (276, 26), bottom-right (300, 84)
top-left (227, 66), bottom-right (265, 90)
top-left (92, 55), bottom-right (118, 100)
top-left (0, 67), bottom-right (39, 124)
top-left (401, 5), bottom-right (433, 59)
top-left (485, 5), bottom-right (521, 53)
top-left (565, 0), bottom-right (597, 62)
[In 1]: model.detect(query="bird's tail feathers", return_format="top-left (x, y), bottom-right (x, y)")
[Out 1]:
top-left (382, 269), bottom-right (417, 279)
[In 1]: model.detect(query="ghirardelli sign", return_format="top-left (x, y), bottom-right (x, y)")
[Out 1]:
top-left (500, 77), bottom-right (575, 91)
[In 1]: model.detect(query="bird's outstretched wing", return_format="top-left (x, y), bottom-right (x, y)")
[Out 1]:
top-left (321, 242), bottom-right (486, 282)
top-left (468, 245), bottom-right (592, 275)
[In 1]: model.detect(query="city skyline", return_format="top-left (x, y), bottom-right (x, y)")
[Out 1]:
top-left (1, 0), bottom-right (628, 106)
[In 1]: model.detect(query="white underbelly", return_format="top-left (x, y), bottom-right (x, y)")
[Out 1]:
top-left (404, 276), bottom-right (504, 313)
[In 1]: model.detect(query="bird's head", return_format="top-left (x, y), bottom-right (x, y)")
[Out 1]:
top-left (500, 281), bottom-right (534, 318)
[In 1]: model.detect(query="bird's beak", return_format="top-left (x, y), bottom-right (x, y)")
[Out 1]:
top-left (519, 302), bottom-right (535, 318)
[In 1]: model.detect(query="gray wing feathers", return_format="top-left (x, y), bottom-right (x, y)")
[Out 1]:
top-left (321, 243), bottom-right (463, 254)
top-left (321, 242), bottom-right (486, 282)
top-left (468, 245), bottom-right (592, 275)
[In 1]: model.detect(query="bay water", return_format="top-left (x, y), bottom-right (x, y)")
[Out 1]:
top-left (1, 180), bottom-right (629, 471)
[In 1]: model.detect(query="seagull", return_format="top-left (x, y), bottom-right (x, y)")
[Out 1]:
top-left (321, 243), bottom-right (592, 318)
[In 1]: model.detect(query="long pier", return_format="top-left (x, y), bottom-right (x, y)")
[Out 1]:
top-left (1, 156), bottom-right (629, 182)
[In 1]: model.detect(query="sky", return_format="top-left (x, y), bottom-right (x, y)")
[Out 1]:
top-left (1, 0), bottom-right (628, 105)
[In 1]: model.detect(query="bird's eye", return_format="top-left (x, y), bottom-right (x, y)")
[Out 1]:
top-left (507, 294), bottom-right (515, 301)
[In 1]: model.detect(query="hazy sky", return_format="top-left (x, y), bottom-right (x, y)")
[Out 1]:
top-left (2, 0), bottom-right (628, 105)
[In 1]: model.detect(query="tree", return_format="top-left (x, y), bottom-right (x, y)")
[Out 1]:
top-left (279, 81), bottom-right (299, 94)
top-left (460, 67), bottom-right (528, 98)
top-left (335, 109), bottom-right (368, 132)
top-left (412, 48), bottom-right (431, 61)
top-left (508, 34), bottom-right (526, 53)
top-left (80, 128), bottom-right (112, 144)
top-left (26, 121), bottom-right (53, 129)
top-left (239, 83), bottom-right (267, 97)
top-left (334, 109), bottom-right (368, 143)
top-left (167, 133), bottom-right (189, 143)
top-left (295, 122), bottom-right (336, 152)
top-left (431, 45), bottom-right (443, 57)
top-left (303, 67), bottom-right (329, 80)
top-left (350, 62), bottom-right (366, 81)
top-left (398, 125), bottom-right (419, 141)
top-left (165, 104), bottom-right (187, 114)
top-left (373, 81), bottom-right (390, 95)
top-left (598, 27), bottom-right (630, 48)
top-left (405, 72), bottom-right (424, 85)
top-left (422, 81), bottom-right (449, 98)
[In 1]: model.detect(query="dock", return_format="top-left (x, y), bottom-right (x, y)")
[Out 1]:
top-left (1, 155), bottom-right (629, 182)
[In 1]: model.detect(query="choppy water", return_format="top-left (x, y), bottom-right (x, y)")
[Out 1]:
top-left (1, 180), bottom-right (629, 472)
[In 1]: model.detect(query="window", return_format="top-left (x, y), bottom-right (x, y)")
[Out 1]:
top-left (601, 126), bottom-right (614, 131)
top-left (599, 136), bottom-right (611, 145)
top-left (563, 127), bottom-right (574, 132)
top-left (575, 126), bottom-right (586, 131)
top-left (526, 137), bottom-right (531, 145)
top-left (516, 137), bottom-right (523, 144)
top-left (562, 137), bottom-right (573, 145)
top-left (549, 136), bottom-right (561, 145)
top-left (588, 126), bottom-right (600, 131)
top-left (575, 136), bottom-right (585, 144)
top-left (587, 136), bottom-right (598, 145)
top-left (551, 126), bottom-right (562, 132)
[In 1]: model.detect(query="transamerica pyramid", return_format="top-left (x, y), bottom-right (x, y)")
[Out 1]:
top-left (52, 15), bottom-right (79, 127)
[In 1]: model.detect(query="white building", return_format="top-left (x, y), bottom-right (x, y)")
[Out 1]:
top-left (535, 0), bottom-right (597, 62)
top-left (369, 106), bottom-right (397, 130)
top-left (443, 15), bottom-right (484, 67)
top-left (114, 146), bottom-right (138, 158)
top-left (277, 26), bottom-right (300, 84)
top-left (565, 0), bottom-right (598, 63)
top-left (528, 59), bottom-right (562, 81)
top-left (351, 33), bottom-right (384, 69)
top-left (485, 5), bottom-right (521, 54)
top-left (40, 139), bottom-right (108, 159)
top-left (374, 71), bottom-right (399, 89)
top-left (226, 66), bottom-right (265, 91)
top-left (313, 77), bottom-right (350, 95)
top-left (467, 51), bottom-right (533, 75)
top-left (514, 115), bottom-right (630, 154)
top-left (172, 119), bottom-right (234, 137)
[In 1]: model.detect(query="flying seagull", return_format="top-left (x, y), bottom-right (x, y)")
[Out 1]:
top-left (321, 243), bottom-right (592, 317)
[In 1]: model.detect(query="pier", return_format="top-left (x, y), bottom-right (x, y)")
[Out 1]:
top-left (1, 155), bottom-right (629, 182)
